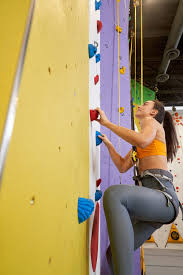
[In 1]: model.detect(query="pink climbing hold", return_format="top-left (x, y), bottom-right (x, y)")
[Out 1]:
top-left (91, 202), bottom-right (99, 272)
top-left (94, 75), bottom-right (99, 85)
top-left (97, 20), bottom-right (103, 33)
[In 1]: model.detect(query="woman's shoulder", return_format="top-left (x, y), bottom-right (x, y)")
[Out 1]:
top-left (154, 120), bottom-right (166, 143)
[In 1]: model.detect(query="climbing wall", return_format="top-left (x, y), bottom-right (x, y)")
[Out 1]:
top-left (89, 0), bottom-right (101, 274)
top-left (150, 110), bottom-right (183, 249)
top-left (100, 1), bottom-right (141, 274)
top-left (0, 1), bottom-right (90, 274)
top-left (0, 0), bottom-right (31, 142)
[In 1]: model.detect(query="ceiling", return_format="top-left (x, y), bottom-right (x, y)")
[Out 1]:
top-left (129, 0), bottom-right (183, 106)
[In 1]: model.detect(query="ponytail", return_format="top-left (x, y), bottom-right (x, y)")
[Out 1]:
top-left (163, 111), bottom-right (179, 162)
top-left (152, 100), bottom-right (179, 163)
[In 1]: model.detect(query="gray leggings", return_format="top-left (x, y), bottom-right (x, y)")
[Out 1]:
top-left (103, 176), bottom-right (179, 275)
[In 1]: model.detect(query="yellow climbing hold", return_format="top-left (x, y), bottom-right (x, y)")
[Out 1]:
top-left (120, 66), bottom-right (125, 74)
top-left (118, 107), bottom-right (124, 114)
top-left (116, 25), bottom-right (122, 33)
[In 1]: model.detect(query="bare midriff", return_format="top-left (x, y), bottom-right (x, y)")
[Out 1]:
top-left (137, 155), bottom-right (168, 175)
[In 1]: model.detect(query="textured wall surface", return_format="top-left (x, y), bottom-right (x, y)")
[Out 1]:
top-left (0, 0), bottom-right (31, 141)
top-left (0, 1), bottom-right (89, 274)
top-left (100, 1), bottom-right (140, 274)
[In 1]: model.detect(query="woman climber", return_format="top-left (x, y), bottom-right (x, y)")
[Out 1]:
top-left (96, 99), bottom-right (183, 275)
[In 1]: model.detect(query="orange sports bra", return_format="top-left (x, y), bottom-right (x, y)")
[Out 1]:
top-left (136, 139), bottom-right (167, 159)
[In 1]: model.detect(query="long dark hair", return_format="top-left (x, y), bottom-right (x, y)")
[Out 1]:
top-left (152, 99), bottom-right (179, 162)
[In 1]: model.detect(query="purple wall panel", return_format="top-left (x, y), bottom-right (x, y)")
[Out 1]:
top-left (100, 1), bottom-right (140, 274)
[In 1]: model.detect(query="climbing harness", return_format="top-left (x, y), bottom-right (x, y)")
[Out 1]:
top-left (130, 145), bottom-right (183, 223)
top-left (131, 146), bottom-right (142, 186)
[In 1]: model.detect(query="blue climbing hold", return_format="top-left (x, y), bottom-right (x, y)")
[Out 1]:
top-left (88, 44), bottom-right (97, 59)
top-left (96, 131), bottom-right (103, 146)
top-left (96, 54), bottom-right (100, 63)
top-left (95, 0), bottom-right (102, 10)
top-left (95, 190), bottom-right (102, 202)
top-left (78, 197), bottom-right (94, 224)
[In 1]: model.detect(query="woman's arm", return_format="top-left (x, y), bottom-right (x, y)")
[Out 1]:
top-left (97, 133), bottom-right (134, 173)
top-left (106, 142), bottom-right (125, 173)
top-left (96, 108), bottom-right (157, 148)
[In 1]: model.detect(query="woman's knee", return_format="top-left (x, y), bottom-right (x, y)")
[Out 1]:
top-left (103, 186), bottom-right (117, 208)
top-left (103, 185), bottom-right (127, 208)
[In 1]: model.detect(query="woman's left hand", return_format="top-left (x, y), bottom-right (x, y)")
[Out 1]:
top-left (95, 107), bottom-right (109, 127)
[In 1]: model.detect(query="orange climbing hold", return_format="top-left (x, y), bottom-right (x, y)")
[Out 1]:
top-left (175, 113), bottom-right (178, 116)
top-left (91, 202), bottom-right (99, 272)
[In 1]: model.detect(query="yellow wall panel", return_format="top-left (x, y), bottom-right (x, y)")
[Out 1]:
top-left (0, 0), bottom-right (31, 141)
top-left (0, 0), bottom-right (89, 274)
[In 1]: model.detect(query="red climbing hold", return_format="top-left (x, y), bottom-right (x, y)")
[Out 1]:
top-left (94, 75), bottom-right (99, 85)
top-left (96, 178), bottom-right (102, 187)
top-left (177, 158), bottom-right (180, 160)
top-left (91, 202), bottom-right (99, 272)
top-left (90, 110), bottom-right (99, 121)
top-left (97, 20), bottom-right (103, 33)
top-left (176, 120), bottom-right (180, 122)
top-left (177, 145), bottom-right (181, 148)
top-left (175, 113), bottom-right (178, 116)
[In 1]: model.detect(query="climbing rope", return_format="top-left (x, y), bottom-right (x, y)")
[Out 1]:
top-left (134, 1), bottom-right (137, 105)
top-left (141, 0), bottom-right (143, 104)
top-left (117, 0), bottom-right (121, 156)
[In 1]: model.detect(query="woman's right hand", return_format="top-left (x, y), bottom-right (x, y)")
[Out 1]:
top-left (98, 133), bottom-right (112, 147)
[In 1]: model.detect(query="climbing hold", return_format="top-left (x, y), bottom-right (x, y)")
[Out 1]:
top-left (90, 110), bottom-right (99, 121)
top-left (97, 20), bottom-right (103, 33)
top-left (96, 54), bottom-right (100, 63)
top-left (175, 113), bottom-right (178, 116)
top-left (133, 105), bottom-right (135, 108)
top-left (96, 131), bottom-right (103, 146)
top-left (118, 107), bottom-right (125, 114)
top-left (91, 202), bottom-right (99, 272)
top-left (78, 197), bottom-right (94, 224)
top-left (94, 75), bottom-right (99, 85)
top-left (116, 25), bottom-right (122, 33)
top-left (96, 178), bottom-right (102, 187)
top-left (88, 44), bottom-right (97, 58)
top-left (95, 190), bottom-right (102, 202)
top-left (120, 66), bottom-right (125, 74)
top-left (129, 16), bottom-right (131, 21)
top-left (95, 0), bottom-right (102, 10)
